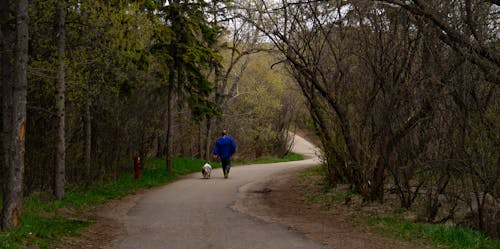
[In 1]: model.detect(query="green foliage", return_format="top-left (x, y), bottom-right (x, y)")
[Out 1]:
top-left (151, 0), bottom-right (223, 119)
top-left (368, 217), bottom-right (500, 249)
top-left (25, 0), bottom-right (159, 192)
top-left (223, 51), bottom-right (303, 158)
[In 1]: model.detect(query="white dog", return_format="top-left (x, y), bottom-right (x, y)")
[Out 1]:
top-left (201, 163), bottom-right (212, 179)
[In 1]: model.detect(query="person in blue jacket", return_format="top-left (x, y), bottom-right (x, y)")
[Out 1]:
top-left (213, 129), bottom-right (236, 178)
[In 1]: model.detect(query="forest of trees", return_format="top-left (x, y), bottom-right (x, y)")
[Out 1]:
top-left (0, 0), bottom-right (498, 238)
top-left (241, 0), bottom-right (498, 237)
top-left (0, 0), bottom-right (301, 230)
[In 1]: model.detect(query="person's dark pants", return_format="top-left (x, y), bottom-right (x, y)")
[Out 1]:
top-left (221, 157), bottom-right (231, 175)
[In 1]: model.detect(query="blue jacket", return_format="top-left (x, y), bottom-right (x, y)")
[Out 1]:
top-left (214, 135), bottom-right (236, 159)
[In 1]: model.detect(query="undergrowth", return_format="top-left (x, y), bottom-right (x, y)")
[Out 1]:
top-left (368, 216), bottom-right (500, 249)
top-left (300, 166), bottom-right (500, 249)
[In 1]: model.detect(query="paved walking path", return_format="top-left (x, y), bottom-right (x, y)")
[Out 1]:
top-left (113, 134), bottom-right (325, 249)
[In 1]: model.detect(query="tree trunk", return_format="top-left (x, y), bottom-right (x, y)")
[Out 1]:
top-left (156, 110), bottom-right (168, 158)
top-left (1, 0), bottom-right (14, 229)
top-left (54, 0), bottom-right (66, 200)
top-left (177, 98), bottom-right (185, 157)
top-left (197, 121), bottom-right (202, 158)
top-left (2, 0), bottom-right (28, 230)
top-left (165, 64), bottom-right (174, 172)
top-left (164, 0), bottom-right (181, 171)
top-left (368, 157), bottom-right (387, 202)
top-left (1, 0), bottom-right (13, 190)
top-left (84, 98), bottom-right (91, 180)
top-left (204, 116), bottom-right (212, 160)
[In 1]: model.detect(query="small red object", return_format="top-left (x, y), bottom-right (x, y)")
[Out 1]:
top-left (134, 156), bottom-right (141, 179)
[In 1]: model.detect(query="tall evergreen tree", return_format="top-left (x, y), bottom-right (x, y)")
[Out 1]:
top-left (150, 0), bottom-right (222, 171)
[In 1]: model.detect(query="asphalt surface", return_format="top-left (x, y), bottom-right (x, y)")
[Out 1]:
top-left (114, 134), bottom-right (326, 249)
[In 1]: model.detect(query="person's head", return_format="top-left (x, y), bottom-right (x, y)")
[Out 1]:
top-left (222, 129), bottom-right (228, 136)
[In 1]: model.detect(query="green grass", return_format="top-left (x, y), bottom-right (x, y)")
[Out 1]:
top-left (368, 216), bottom-right (500, 249)
top-left (233, 152), bottom-right (303, 165)
top-left (0, 153), bottom-right (304, 249)
top-left (0, 157), bottom-right (218, 249)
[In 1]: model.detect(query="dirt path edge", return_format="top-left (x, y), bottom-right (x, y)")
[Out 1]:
top-left (232, 167), bottom-right (419, 249)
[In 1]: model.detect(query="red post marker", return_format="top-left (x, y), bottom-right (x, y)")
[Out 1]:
top-left (134, 156), bottom-right (141, 179)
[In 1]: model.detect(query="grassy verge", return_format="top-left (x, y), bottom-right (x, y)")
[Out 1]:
top-left (0, 157), bottom-right (218, 249)
top-left (0, 154), bottom-right (303, 249)
top-left (233, 152), bottom-right (303, 165)
top-left (368, 216), bottom-right (500, 249)
top-left (299, 166), bottom-right (500, 249)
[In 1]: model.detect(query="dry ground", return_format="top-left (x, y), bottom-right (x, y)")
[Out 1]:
top-left (233, 167), bottom-right (424, 249)
top-left (58, 192), bottom-right (140, 249)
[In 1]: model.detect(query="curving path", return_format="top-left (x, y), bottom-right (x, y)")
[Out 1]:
top-left (113, 134), bottom-right (325, 249)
